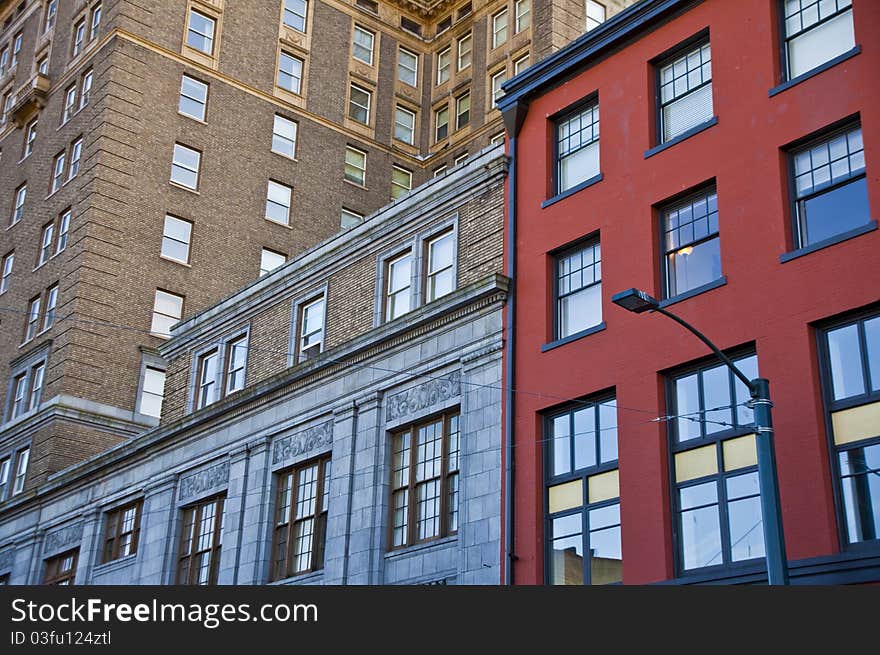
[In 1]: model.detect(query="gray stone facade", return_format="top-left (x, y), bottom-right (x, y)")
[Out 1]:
top-left (0, 146), bottom-right (507, 585)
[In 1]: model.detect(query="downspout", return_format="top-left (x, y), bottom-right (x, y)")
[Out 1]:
top-left (503, 134), bottom-right (517, 585)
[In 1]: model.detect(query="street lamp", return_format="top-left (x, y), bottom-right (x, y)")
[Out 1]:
top-left (611, 288), bottom-right (789, 585)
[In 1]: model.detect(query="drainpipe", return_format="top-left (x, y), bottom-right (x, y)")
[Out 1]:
top-left (503, 135), bottom-right (517, 586)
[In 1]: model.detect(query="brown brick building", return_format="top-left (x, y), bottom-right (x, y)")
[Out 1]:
top-left (0, 0), bottom-right (633, 498)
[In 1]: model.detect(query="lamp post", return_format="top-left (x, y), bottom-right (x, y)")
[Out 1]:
top-left (611, 288), bottom-right (789, 585)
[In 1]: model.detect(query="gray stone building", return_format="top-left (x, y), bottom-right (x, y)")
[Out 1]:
top-left (0, 145), bottom-right (506, 585)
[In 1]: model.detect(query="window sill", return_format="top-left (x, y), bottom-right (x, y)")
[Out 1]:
top-left (265, 217), bottom-right (293, 229)
top-left (169, 182), bottom-right (200, 194)
top-left (178, 111), bottom-right (208, 124)
top-left (270, 149), bottom-right (298, 161)
top-left (541, 322), bottom-right (606, 352)
top-left (659, 276), bottom-right (727, 308)
top-left (385, 535), bottom-right (458, 559)
top-left (269, 568), bottom-right (324, 585)
top-left (644, 116), bottom-right (718, 159)
top-left (541, 173), bottom-right (603, 208)
top-left (159, 255), bottom-right (191, 267)
top-left (779, 221), bottom-right (877, 263)
top-left (149, 332), bottom-right (171, 340)
top-left (343, 179), bottom-right (368, 190)
top-left (92, 553), bottom-right (138, 575)
top-left (769, 46), bottom-right (861, 98)
top-left (6, 221), bottom-right (21, 231)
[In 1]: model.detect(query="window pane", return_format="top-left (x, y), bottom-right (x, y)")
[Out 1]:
top-left (679, 482), bottom-right (722, 569)
top-left (787, 9), bottom-right (854, 79)
top-left (589, 525), bottom-right (621, 585)
top-left (728, 493), bottom-right (765, 562)
top-left (839, 445), bottom-right (880, 543)
top-left (866, 317), bottom-right (880, 392)
top-left (559, 283), bottom-right (601, 338)
top-left (549, 514), bottom-right (583, 585)
top-left (662, 82), bottom-right (713, 142)
top-left (666, 236), bottom-right (721, 297)
top-left (827, 323), bottom-right (866, 400)
top-left (675, 373), bottom-right (701, 441)
top-left (702, 364), bottom-right (732, 435)
top-left (599, 400), bottom-right (618, 463)
top-left (800, 177), bottom-right (869, 247)
top-left (573, 407), bottom-right (596, 470)
top-left (551, 414), bottom-right (571, 476)
top-left (734, 354), bottom-right (757, 427)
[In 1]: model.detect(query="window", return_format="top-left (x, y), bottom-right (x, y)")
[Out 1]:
top-left (394, 106), bottom-right (415, 144)
top-left (555, 238), bottom-right (601, 339)
top-left (196, 349), bottom-right (219, 409)
top-left (43, 286), bottom-right (57, 331)
top-left (62, 86), bottom-right (77, 124)
top-left (72, 20), bottom-right (85, 57)
top-left (435, 106), bottom-right (449, 142)
top-left (12, 447), bottom-right (29, 494)
top-left (139, 366), bottom-right (165, 418)
top-left (260, 248), bottom-right (286, 276)
top-left (24, 119), bottom-right (37, 158)
top-left (490, 131), bottom-right (506, 146)
top-left (170, 143), bottom-right (201, 190)
top-left (669, 353), bottom-right (763, 572)
top-left (783, 0), bottom-right (854, 80)
top-left (186, 10), bottom-right (215, 54)
top-left (348, 84), bottom-right (371, 124)
top-left (161, 215), bottom-right (192, 264)
top-left (819, 311), bottom-right (880, 546)
top-left (514, 54), bottom-right (530, 75)
top-left (457, 33), bottom-right (472, 70)
top-left (150, 289), bottom-right (183, 337)
top-left (283, 0), bottom-right (307, 32)
top-left (391, 166), bottom-right (411, 201)
top-left (458, 2), bottom-right (472, 19)
top-left (51, 152), bottom-right (65, 193)
top-left (492, 10), bottom-right (508, 48)
top-left (44, 0), bottom-right (57, 32)
top-left (0, 458), bottom-right (8, 499)
top-left (266, 180), bottom-right (292, 225)
top-left (357, 0), bottom-right (378, 13)
top-left (37, 56), bottom-right (48, 75)
top-left (390, 412), bottom-right (460, 548)
top-left (586, 1), bottom-right (606, 31)
top-left (225, 335), bottom-right (248, 394)
top-left (102, 501), bottom-right (142, 563)
top-left (344, 146), bottom-right (366, 185)
top-left (341, 208), bottom-right (363, 229)
top-left (38, 223), bottom-right (54, 267)
top-left (271, 114), bottom-right (297, 158)
top-left (29, 363), bottom-right (45, 407)
top-left (11, 184), bottom-right (26, 225)
top-left (179, 75), bottom-right (208, 121)
top-left (662, 187), bottom-right (721, 298)
top-left (272, 456), bottom-right (331, 580)
top-left (491, 70), bottom-right (506, 106)
top-left (425, 231), bottom-right (455, 302)
top-left (11, 32), bottom-right (22, 68)
top-left (177, 495), bottom-right (225, 585)
top-left (24, 296), bottom-right (40, 342)
top-left (0, 47), bottom-right (6, 76)
top-left (515, 0), bottom-right (531, 33)
top-left (437, 47), bottom-right (451, 84)
top-left (80, 70), bottom-right (93, 108)
top-left (658, 40), bottom-right (713, 143)
top-left (278, 52), bottom-right (303, 94)
top-left (43, 549), bottom-right (77, 585)
top-left (352, 25), bottom-right (374, 65)
top-left (454, 152), bottom-right (468, 166)
top-left (297, 296), bottom-right (325, 361)
top-left (11, 373), bottom-right (27, 418)
top-left (385, 251), bottom-right (412, 321)
top-left (456, 92), bottom-right (470, 130)
top-left (556, 100), bottom-right (600, 193)
top-left (68, 138), bottom-right (82, 179)
top-left (400, 16), bottom-right (421, 36)
top-left (546, 397), bottom-right (620, 584)
top-left (56, 210), bottom-right (71, 254)
top-left (89, 3), bottom-right (102, 40)
top-left (398, 47), bottom-right (418, 86)
top-left (1, 252), bottom-right (13, 293)
top-left (790, 122), bottom-right (868, 249)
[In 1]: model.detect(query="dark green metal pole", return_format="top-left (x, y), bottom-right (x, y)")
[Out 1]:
top-left (751, 377), bottom-right (789, 585)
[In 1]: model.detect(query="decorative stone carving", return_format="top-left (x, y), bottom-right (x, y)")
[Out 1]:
top-left (0, 547), bottom-right (13, 570)
top-left (273, 420), bottom-right (334, 465)
top-left (43, 523), bottom-right (84, 555)
top-left (386, 370), bottom-right (461, 421)
top-left (178, 461), bottom-right (230, 501)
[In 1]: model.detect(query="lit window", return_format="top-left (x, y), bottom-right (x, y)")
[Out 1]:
top-left (398, 47), bottom-right (418, 86)
top-left (662, 187), bottom-right (721, 298)
top-left (515, 0), bottom-right (531, 33)
top-left (341, 208), bottom-right (363, 229)
top-left (391, 166), bottom-right (412, 200)
top-left (586, 1), bottom-right (606, 31)
top-left (554, 238), bottom-right (601, 339)
top-left (437, 47), bottom-right (451, 84)
top-left (456, 92), bottom-right (470, 130)
top-left (177, 495), bottom-right (225, 585)
top-left (161, 215), bottom-right (192, 264)
top-left (38, 223), bottom-right (55, 266)
top-left (170, 143), bottom-right (201, 190)
top-left (68, 138), bottom-right (83, 179)
top-left (51, 152), bottom-right (66, 193)
top-left (385, 251), bottom-right (411, 321)
top-left (271, 114), bottom-right (298, 158)
top-left (556, 100), bottom-right (600, 193)
top-left (196, 349), bottom-right (219, 408)
top-left (344, 147), bottom-right (367, 185)
top-left (72, 21), bottom-right (85, 57)
top-left (298, 297), bottom-right (325, 361)
top-left (260, 248), bottom-right (286, 276)
top-left (11, 184), bottom-right (27, 225)
top-left (783, 0), bottom-right (854, 80)
top-left (80, 70), bottom-right (93, 108)
top-left (283, 0), bottom-right (308, 32)
top-left (457, 33), bottom-right (472, 70)
top-left (658, 41), bottom-right (713, 143)
top-left (352, 25), bottom-right (374, 65)
top-left (348, 84), bottom-right (371, 124)
top-left (492, 10), bottom-right (508, 48)
top-left (150, 289), bottom-right (183, 337)
top-left (0, 252), bottom-right (13, 293)
top-left (56, 210), bottom-right (71, 254)
top-left (278, 52), bottom-right (304, 94)
top-left (186, 10), bottom-right (215, 54)
top-left (102, 501), bottom-right (142, 563)
top-left (43, 548), bottom-right (77, 585)
top-left (435, 106), bottom-right (449, 142)
top-left (225, 335), bottom-right (248, 394)
top-left (24, 296), bottom-right (41, 342)
top-left (24, 119), bottom-right (37, 158)
top-left (139, 366), bottom-right (165, 418)
top-left (43, 286), bottom-right (57, 331)
top-left (394, 106), bottom-right (416, 144)
top-left (266, 180), bottom-right (292, 225)
top-left (491, 70), bottom-right (506, 106)
top-left (426, 231), bottom-right (455, 302)
top-left (179, 75), bottom-right (208, 121)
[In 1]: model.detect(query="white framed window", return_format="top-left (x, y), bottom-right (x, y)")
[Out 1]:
top-left (260, 248), bottom-right (286, 276)
top-left (0, 252), bottom-right (13, 293)
top-left (139, 366), bottom-right (165, 418)
top-left (426, 231), bottom-right (455, 302)
top-left (225, 335), bottom-right (248, 394)
top-left (394, 106), bottom-right (416, 144)
top-left (266, 180), bottom-right (292, 225)
top-left (297, 296), bottom-right (325, 361)
top-left (186, 9), bottom-right (215, 54)
top-left (29, 365), bottom-right (45, 410)
top-left (515, 0), bottom-right (531, 33)
top-left (11, 32), bottom-right (22, 67)
top-left (349, 84), bottom-right (371, 124)
top-left (62, 85), bottom-right (77, 124)
top-left (586, 1), bottom-right (606, 31)
top-left (37, 56), bottom-right (49, 75)
top-left (11, 374), bottom-right (27, 418)
top-left (435, 106), bottom-right (449, 142)
top-left (283, 0), bottom-right (308, 32)
top-left (0, 47), bottom-right (8, 76)
top-left (24, 119), bottom-right (37, 158)
top-left (491, 70), bottom-right (506, 106)
top-left (170, 143), bottom-right (201, 190)
top-left (278, 52), bottom-right (303, 94)
top-left (89, 3), bottom-right (102, 40)
top-left (433, 165), bottom-right (447, 178)
top-left (24, 296), bottom-right (41, 342)
top-left (344, 146), bottom-right (367, 185)
top-left (196, 349), bottom-right (219, 408)
top-left (179, 75), bottom-right (208, 121)
top-left (161, 215), bottom-right (192, 264)
top-left (783, 0), bottom-right (854, 80)
top-left (490, 131), bottom-right (506, 146)
top-left (437, 47), bottom-right (451, 84)
top-left (44, 0), bottom-right (58, 32)
top-left (271, 114), bottom-right (297, 158)
top-left (68, 138), bottom-right (83, 179)
top-left (352, 25), bottom-right (375, 65)
top-left (658, 41), bottom-right (713, 143)
top-left (80, 70), bottom-right (93, 108)
top-left (12, 448), bottom-right (29, 495)
top-left (43, 285), bottom-right (58, 331)
top-left (385, 251), bottom-right (412, 321)
top-left (398, 47), bottom-right (418, 86)
top-left (51, 152), bottom-right (66, 193)
top-left (38, 223), bottom-right (54, 266)
top-left (56, 210), bottom-right (71, 254)
top-left (0, 457), bottom-right (9, 500)
top-left (514, 54), bottom-right (530, 75)
top-left (457, 33), bottom-right (472, 70)
top-left (391, 166), bottom-right (412, 200)
top-left (151, 289), bottom-right (183, 337)
top-left (454, 152), bottom-right (469, 166)
top-left (341, 208), bottom-right (363, 228)
top-left (72, 21), bottom-right (85, 57)
top-left (12, 184), bottom-right (27, 225)
top-left (492, 10), bottom-right (508, 49)
top-left (456, 92), bottom-right (470, 130)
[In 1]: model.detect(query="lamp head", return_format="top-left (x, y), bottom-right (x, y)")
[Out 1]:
top-left (611, 288), bottom-right (660, 314)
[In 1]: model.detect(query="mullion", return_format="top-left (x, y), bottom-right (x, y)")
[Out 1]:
top-left (715, 446), bottom-right (732, 567)
top-left (286, 471), bottom-right (299, 578)
top-left (858, 316), bottom-right (874, 395)
top-left (311, 460), bottom-right (325, 572)
top-left (210, 498), bottom-right (223, 585)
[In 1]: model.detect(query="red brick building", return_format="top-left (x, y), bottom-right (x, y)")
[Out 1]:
top-left (498, 0), bottom-right (879, 584)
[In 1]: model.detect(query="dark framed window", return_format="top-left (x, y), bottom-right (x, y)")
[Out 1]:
top-left (789, 121), bottom-right (868, 249)
top-left (668, 352), bottom-right (765, 574)
top-left (271, 455), bottom-right (331, 581)
top-left (818, 310), bottom-right (880, 546)
top-left (389, 411), bottom-right (460, 549)
top-left (554, 237), bottom-right (601, 340)
top-left (656, 39), bottom-right (712, 144)
top-left (781, 0), bottom-right (854, 81)
top-left (177, 495), bottom-right (225, 585)
top-left (555, 99), bottom-right (599, 194)
top-left (44, 549), bottom-right (78, 585)
top-left (662, 186), bottom-right (721, 298)
top-left (545, 396), bottom-right (620, 585)
top-left (102, 500), bottom-right (142, 563)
